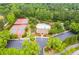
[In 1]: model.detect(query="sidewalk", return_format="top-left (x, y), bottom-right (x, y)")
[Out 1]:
top-left (56, 43), bottom-right (79, 55)
top-left (71, 50), bottom-right (79, 55)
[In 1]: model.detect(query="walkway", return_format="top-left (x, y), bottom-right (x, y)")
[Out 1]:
top-left (71, 50), bottom-right (79, 55)
top-left (56, 43), bottom-right (79, 55)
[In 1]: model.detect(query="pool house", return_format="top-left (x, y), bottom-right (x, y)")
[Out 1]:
top-left (36, 23), bottom-right (51, 37)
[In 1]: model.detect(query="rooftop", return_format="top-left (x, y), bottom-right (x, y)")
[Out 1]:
top-left (36, 23), bottom-right (51, 29)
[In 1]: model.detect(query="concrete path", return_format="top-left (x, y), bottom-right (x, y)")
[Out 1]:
top-left (71, 50), bottom-right (79, 55)
top-left (56, 43), bottom-right (79, 55)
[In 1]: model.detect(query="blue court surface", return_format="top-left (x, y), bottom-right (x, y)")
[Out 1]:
top-left (6, 31), bottom-right (73, 54)
top-left (6, 40), bottom-right (24, 49)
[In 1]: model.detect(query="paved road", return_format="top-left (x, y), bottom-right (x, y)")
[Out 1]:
top-left (71, 50), bottom-right (79, 55)
top-left (56, 43), bottom-right (79, 55)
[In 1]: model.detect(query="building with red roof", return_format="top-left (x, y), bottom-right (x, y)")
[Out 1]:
top-left (10, 18), bottom-right (29, 38)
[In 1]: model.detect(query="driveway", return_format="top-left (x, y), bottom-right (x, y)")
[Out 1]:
top-left (56, 43), bottom-right (79, 55)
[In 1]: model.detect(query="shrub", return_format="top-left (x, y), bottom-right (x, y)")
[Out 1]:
top-left (0, 48), bottom-right (20, 55)
top-left (25, 27), bottom-right (28, 31)
top-left (0, 30), bottom-right (10, 48)
top-left (49, 22), bottom-right (64, 34)
top-left (77, 34), bottom-right (79, 41)
top-left (0, 20), bottom-right (4, 31)
top-left (63, 35), bottom-right (78, 47)
top-left (22, 32), bottom-right (27, 38)
top-left (0, 38), bottom-right (7, 48)
top-left (30, 35), bottom-right (35, 41)
top-left (70, 22), bottom-right (79, 34)
top-left (63, 47), bottom-right (79, 55)
top-left (46, 37), bottom-right (63, 52)
top-left (0, 30), bottom-right (10, 40)
top-left (44, 46), bottom-right (52, 52)
top-left (63, 48), bottom-right (77, 55)
top-left (22, 40), bottom-right (40, 55)
top-left (64, 21), bottom-right (70, 30)
top-left (7, 12), bottom-right (15, 24)
top-left (10, 34), bottom-right (18, 39)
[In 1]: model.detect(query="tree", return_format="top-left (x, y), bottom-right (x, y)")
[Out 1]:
top-left (10, 34), bottom-right (18, 39)
top-left (47, 37), bottom-right (63, 52)
top-left (7, 12), bottom-right (15, 24)
top-left (0, 30), bottom-right (10, 40)
top-left (70, 22), bottom-right (79, 34)
top-left (64, 21), bottom-right (70, 30)
top-left (6, 48), bottom-right (19, 55)
top-left (35, 8), bottom-right (53, 20)
top-left (0, 30), bottom-right (10, 48)
top-left (22, 40), bottom-right (40, 55)
top-left (0, 15), bottom-right (5, 31)
top-left (0, 48), bottom-right (20, 55)
top-left (49, 22), bottom-right (64, 34)
top-left (0, 20), bottom-right (4, 31)
top-left (63, 35), bottom-right (78, 46)
top-left (0, 38), bottom-right (7, 48)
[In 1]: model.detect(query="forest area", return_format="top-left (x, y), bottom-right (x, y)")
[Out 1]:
top-left (0, 3), bottom-right (79, 33)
